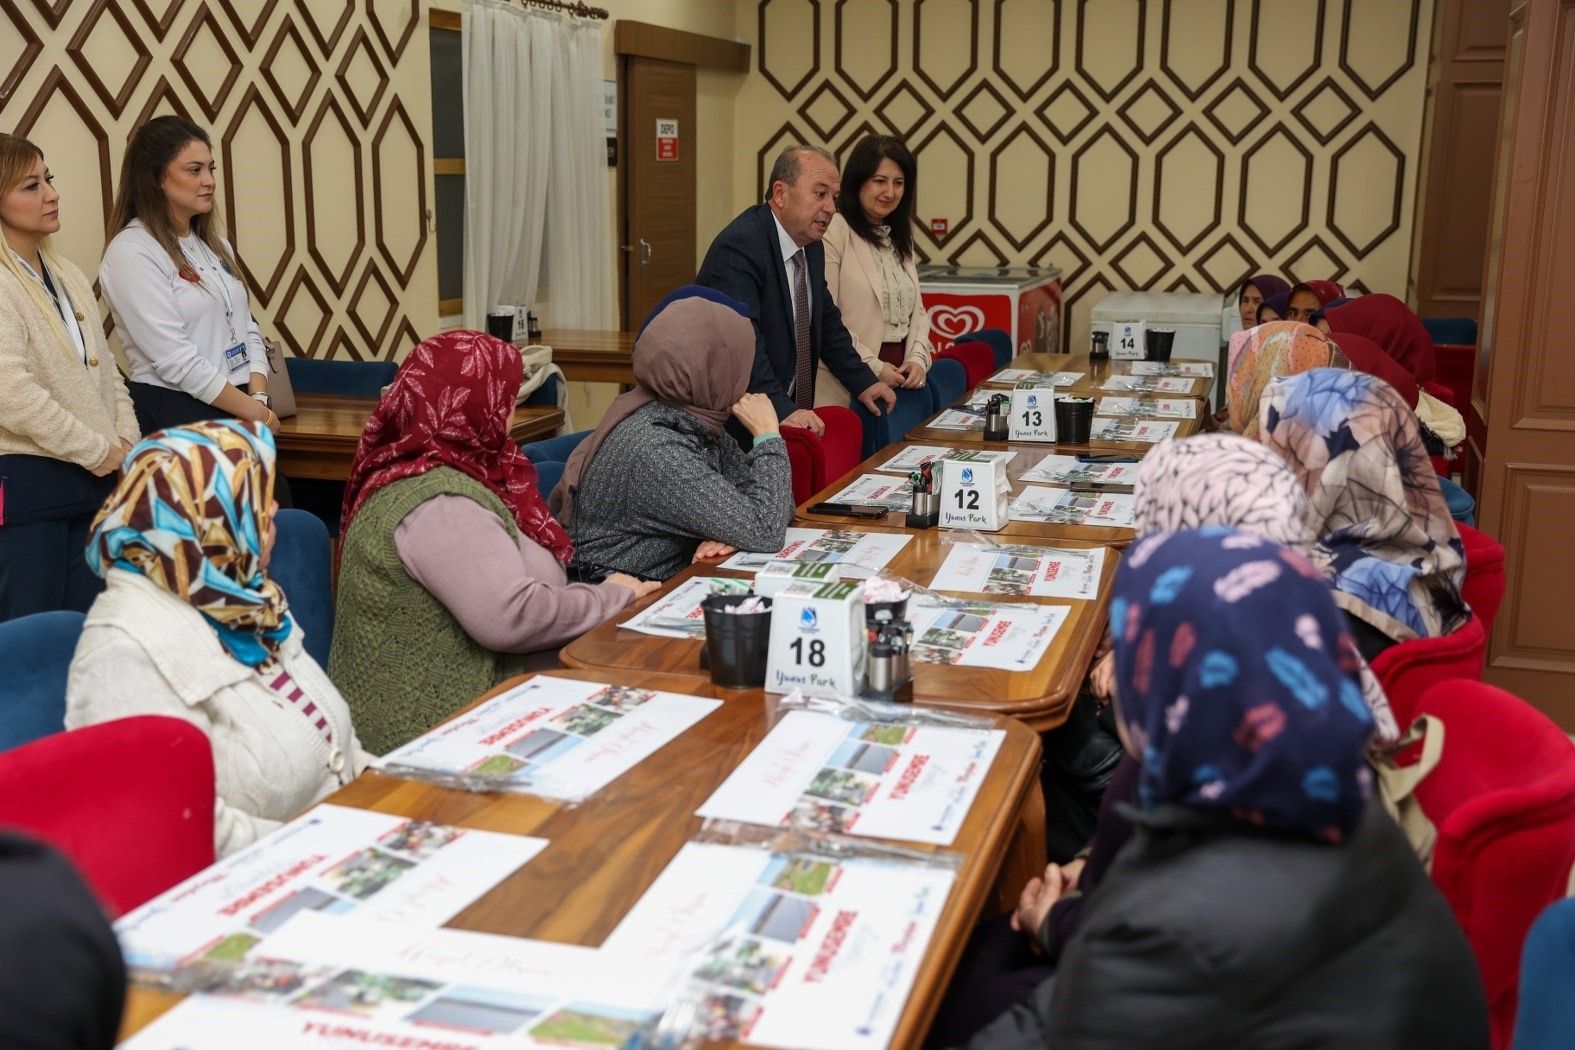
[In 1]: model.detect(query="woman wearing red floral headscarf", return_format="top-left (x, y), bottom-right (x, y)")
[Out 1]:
top-left (330, 331), bottom-right (656, 754)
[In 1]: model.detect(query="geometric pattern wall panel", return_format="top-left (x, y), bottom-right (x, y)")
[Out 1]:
top-left (2, 0), bottom-right (438, 360)
top-left (733, 0), bottom-right (1434, 353)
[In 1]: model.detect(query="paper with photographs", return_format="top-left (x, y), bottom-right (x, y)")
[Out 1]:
top-left (121, 912), bottom-right (666, 1050)
top-left (621, 576), bottom-right (731, 638)
top-left (1095, 396), bottom-right (1197, 419)
top-left (874, 446), bottom-right (1017, 473)
top-left (1017, 454), bottom-right (1141, 488)
top-left (1010, 486), bottom-right (1137, 527)
top-left (906, 598), bottom-right (1069, 671)
top-left (696, 710), bottom-right (1004, 845)
top-left (929, 542), bottom-right (1106, 599)
top-left (824, 474), bottom-right (913, 509)
top-left (373, 676), bottom-right (719, 800)
top-left (721, 528), bottom-right (911, 578)
top-left (1100, 375), bottom-right (1193, 394)
top-left (1090, 417), bottom-right (1180, 443)
top-left (602, 841), bottom-right (955, 1050)
top-left (1128, 360), bottom-right (1214, 377)
top-left (114, 804), bottom-right (546, 978)
top-left (986, 368), bottom-right (1083, 387)
top-left (924, 408), bottom-right (985, 431)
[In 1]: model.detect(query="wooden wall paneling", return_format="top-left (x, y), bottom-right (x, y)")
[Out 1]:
top-left (0, 0), bottom-right (437, 361)
top-left (738, 0), bottom-right (1435, 354)
top-left (1412, 0), bottom-right (1510, 321)
top-left (1473, 0), bottom-right (1575, 722)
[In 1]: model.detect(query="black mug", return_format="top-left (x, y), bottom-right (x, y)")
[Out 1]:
top-left (486, 312), bottom-right (515, 342)
top-left (1144, 327), bottom-right (1176, 363)
top-left (1055, 398), bottom-right (1095, 444)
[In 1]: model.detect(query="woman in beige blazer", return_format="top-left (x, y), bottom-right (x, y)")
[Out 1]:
top-left (0, 134), bottom-right (138, 621)
top-left (814, 135), bottom-right (931, 408)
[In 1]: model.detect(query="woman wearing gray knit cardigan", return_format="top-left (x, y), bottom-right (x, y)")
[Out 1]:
top-left (0, 134), bottom-right (139, 621)
top-left (553, 288), bottom-right (795, 582)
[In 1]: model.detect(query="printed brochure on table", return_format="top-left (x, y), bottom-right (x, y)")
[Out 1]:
top-left (373, 676), bottom-right (720, 801)
top-left (602, 841), bottom-right (955, 1050)
top-left (1089, 417), bottom-right (1180, 443)
top-left (696, 709), bottom-right (1005, 845)
top-left (1100, 375), bottom-right (1193, 394)
top-left (115, 804), bottom-right (547, 979)
top-left (1095, 396), bottom-right (1197, 418)
top-left (929, 542), bottom-right (1106, 599)
top-left (721, 528), bottom-right (911, 578)
top-left (875, 446), bottom-right (1017, 473)
top-left (1017, 454), bottom-right (1141, 487)
top-left (1009, 486), bottom-right (1137, 527)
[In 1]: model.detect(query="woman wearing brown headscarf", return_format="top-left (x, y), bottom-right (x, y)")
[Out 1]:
top-left (556, 287), bottom-right (795, 582)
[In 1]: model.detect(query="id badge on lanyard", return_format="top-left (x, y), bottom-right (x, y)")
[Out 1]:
top-left (224, 342), bottom-right (248, 375)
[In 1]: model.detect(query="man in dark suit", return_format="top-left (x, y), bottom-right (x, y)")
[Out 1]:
top-left (696, 145), bottom-right (896, 436)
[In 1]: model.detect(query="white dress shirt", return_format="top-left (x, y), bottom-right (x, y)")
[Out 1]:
top-left (99, 219), bottom-right (267, 404)
top-left (771, 211), bottom-right (810, 398)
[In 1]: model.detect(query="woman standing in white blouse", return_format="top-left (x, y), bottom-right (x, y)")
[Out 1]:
top-left (99, 116), bottom-right (277, 438)
top-left (814, 135), bottom-right (930, 408)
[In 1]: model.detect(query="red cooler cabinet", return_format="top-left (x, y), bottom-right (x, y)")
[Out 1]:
top-left (916, 265), bottom-right (1064, 357)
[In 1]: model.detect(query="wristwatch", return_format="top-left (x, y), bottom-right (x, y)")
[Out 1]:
top-left (251, 391), bottom-right (271, 408)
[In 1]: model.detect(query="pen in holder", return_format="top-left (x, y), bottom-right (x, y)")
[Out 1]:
top-left (906, 490), bottom-right (940, 529)
top-left (983, 394), bottom-right (1010, 441)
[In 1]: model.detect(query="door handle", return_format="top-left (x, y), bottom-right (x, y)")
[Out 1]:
top-left (639, 238), bottom-right (652, 266)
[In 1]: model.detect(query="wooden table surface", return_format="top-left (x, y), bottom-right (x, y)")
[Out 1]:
top-left (120, 667), bottom-right (1047, 1050)
top-left (560, 528), bottom-right (1116, 730)
top-left (275, 394), bottom-right (564, 481)
top-left (539, 329), bottom-right (635, 386)
top-left (797, 440), bottom-right (1142, 544)
top-left (981, 351), bottom-right (1217, 403)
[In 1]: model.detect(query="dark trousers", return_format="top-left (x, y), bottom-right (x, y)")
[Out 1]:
top-left (0, 512), bottom-right (102, 623)
top-left (128, 382), bottom-right (293, 508)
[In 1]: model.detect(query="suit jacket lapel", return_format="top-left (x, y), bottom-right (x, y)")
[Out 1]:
top-left (756, 205), bottom-right (794, 322)
top-left (852, 229), bottom-right (881, 310)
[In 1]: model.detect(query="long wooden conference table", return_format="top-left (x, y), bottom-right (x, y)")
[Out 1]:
top-left (120, 668), bottom-right (1047, 1050)
top-left (275, 394), bottom-right (564, 481)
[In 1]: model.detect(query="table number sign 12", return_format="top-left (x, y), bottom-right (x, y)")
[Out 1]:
top-left (1111, 321), bottom-right (1146, 360)
top-left (939, 457), bottom-right (1009, 531)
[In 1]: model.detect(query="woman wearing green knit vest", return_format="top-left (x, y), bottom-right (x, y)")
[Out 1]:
top-left (330, 332), bottom-right (656, 754)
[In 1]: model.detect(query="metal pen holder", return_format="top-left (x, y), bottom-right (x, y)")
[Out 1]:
top-left (983, 405), bottom-right (1009, 441)
top-left (906, 490), bottom-right (940, 529)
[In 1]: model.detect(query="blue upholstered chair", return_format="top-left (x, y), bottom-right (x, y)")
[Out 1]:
top-left (955, 328), bottom-right (1014, 368)
top-left (284, 358), bottom-right (400, 398)
top-left (1514, 898), bottom-right (1575, 1049)
top-left (1421, 317), bottom-right (1478, 347)
top-left (521, 429), bottom-right (591, 464)
top-left (535, 461), bottom-right (566, 502)
top-left (853, 385), bottom-right (934, 457)
top-left (0, 610), bottom-right (83, 752)
top-left (269, 509), bottom-right (335, 667)
top-left (926, 356), bottom-right (969, 413)
top-left (523, 373), bottom-right (559, 408)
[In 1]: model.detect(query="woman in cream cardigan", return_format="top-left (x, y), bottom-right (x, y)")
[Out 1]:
top-left (814, 135), bottom-right (931, 408)
top-left (0, 134), bottom-right (139, 621)
top-left (67, 420), bottom-right (368, 856)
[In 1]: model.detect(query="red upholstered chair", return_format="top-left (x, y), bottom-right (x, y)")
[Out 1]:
top-left (934, 341), bottom-right (996, 388)
top-left (781, 407), bottom-right (866, 505)
top-left (0, 716), bottom-right (215, 916)
top-left (1369, 614), bottom-right (1487, 728)
top-left (1457, 523), bottom-right (1506, 636)
top-left (1410, 681), bottom-right (1575, 1050)
top-left (782, 427), bottom-right (821, 506)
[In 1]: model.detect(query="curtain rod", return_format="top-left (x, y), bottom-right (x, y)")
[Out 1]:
top-left (520, 0), bottom-right (609, 19)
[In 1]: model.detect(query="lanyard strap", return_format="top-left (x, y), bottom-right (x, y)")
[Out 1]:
top-left (182, 239), bottom-right (238, 344)
top-left (14, 250), bottom-right (88, 364)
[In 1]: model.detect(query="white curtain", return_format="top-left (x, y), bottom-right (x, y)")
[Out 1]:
top-left (462, 0), bottom-right (612, 331)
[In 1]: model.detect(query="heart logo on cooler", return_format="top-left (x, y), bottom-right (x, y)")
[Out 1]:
top-left (927, 304), bottom-right (987, 340)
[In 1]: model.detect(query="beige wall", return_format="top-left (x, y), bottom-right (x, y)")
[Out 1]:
top-left (1, 0), bottom-right (440, 362)
top-left (730, 0), bottom-right (1436, 352)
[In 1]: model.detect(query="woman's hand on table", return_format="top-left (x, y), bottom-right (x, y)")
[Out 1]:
top-left (604, 573), bottom-right (660, 599)
top-left (692, 540), bottom-right (739, 563)
top-left (896, 361), bottom-right (928, 389)
top-left (734, 393), bottom-right (782, 437)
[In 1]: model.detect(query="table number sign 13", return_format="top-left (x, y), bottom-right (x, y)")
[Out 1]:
top-left (1008, 383), bottom-right (1057, 443)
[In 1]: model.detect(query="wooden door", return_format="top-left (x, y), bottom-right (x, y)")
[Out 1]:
top-left (1412, 0), bottom-right (1512, 322)
top-left (621, 56), bottom-right (696, 329)
top-left (1471, 0), bottom-right (1575, 726)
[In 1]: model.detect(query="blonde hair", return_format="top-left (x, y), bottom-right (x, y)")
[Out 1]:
top-left (0, 133), bottom-right (78, 361)
top-left (108, 116), bottom-right (240, 290)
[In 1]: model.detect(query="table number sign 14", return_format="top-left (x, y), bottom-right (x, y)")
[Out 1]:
top-left (1111, 321), bottom-right (1146, 360)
